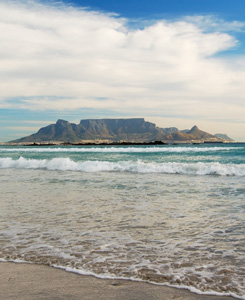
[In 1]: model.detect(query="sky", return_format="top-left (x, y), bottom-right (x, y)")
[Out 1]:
top-left (0, 0), bottom-right (245, 142)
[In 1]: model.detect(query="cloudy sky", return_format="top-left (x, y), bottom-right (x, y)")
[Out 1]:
top-left (0, 0), bottom-right (245, 142)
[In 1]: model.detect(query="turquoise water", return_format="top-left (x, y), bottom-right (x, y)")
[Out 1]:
top-left (0, 143), bottom-right (244, 173)
top-left (0, 144), bottom-right (244, 298)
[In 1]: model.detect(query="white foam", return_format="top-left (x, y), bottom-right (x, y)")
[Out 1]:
top-left (0, 157), bottom-right (244, 176)
top-left (5, 257), bottom-right (238, 299)
top-left (1, 257), bottom-right (244, 300)
top-left (0, 146), bottom-right (242, 153)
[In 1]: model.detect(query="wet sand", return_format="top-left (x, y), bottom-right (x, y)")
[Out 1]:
top-left (0, 262), bottom-right (235, 300)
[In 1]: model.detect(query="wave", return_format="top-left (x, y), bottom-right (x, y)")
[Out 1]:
top-left (0, 146), bottom-right (242, 153)
top-left (1, 157), bottom-right (244, 176)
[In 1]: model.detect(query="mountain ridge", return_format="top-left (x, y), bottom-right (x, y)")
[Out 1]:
top-left (10, 118), bottom-right (233, 143)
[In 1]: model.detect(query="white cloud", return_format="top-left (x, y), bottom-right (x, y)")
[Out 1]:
top-left (0, 0), bottom-right (245, 141)
top-left (183, 15), bottom-right (245, 33)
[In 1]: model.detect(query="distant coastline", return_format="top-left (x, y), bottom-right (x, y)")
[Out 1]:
top-left (5, 118), bottom-right (235, 145)
top-left (1, 140), bottom-right (239, 147)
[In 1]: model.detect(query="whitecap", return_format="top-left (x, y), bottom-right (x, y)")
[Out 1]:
top-left (0, 157), bottom-right (244, 176)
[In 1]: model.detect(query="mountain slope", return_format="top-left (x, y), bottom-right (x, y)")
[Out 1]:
top-left (214, 133), bottom-right (234, 141)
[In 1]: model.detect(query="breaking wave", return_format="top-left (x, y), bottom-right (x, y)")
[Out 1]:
top-left (1, 157), bottom-right (244, 176)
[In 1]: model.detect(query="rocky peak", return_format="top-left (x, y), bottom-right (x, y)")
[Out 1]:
top-left (56, 119), bottom-right (69, 126)
top-left (188, 125), bottom-right (200, 133)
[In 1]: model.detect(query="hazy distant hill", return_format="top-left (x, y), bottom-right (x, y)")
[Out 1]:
top-left (10, 118), bottom-right (233, 143)
top-left (214, 133), bottom-right (234, 141)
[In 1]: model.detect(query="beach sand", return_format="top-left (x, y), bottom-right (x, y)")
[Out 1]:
top-left (0, 262), bottom-right (235, 300)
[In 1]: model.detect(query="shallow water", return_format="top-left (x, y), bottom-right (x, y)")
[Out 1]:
top-left (0, 144), bottom-right (244, 299)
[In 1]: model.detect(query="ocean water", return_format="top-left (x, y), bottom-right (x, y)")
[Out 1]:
top-left (0, 143), bottom-right (244, 299)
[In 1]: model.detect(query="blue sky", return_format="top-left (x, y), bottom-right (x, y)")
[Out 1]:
top-left (0, 0), bottom-right (245, 141)
top-left (68, 0), bottom-right (245, 20)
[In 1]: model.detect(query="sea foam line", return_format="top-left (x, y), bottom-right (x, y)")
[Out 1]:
top-left (0, 146), bottom-right (242, 153)
top-left (1, 259), bottom-right (244, 300)
top-left (0, 157), bottom-right (244, 176)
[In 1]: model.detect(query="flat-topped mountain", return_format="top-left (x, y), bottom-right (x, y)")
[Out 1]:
top-left (10, 118), bottom-right (233, 144)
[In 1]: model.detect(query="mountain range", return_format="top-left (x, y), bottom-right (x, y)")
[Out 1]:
top-left (10, 118), bottom-right (233, 144)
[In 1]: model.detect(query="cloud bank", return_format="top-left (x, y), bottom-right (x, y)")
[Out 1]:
top-left (0, 0), bottom-right (245, 140)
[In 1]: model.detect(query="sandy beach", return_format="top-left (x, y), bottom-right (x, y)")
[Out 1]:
top-left (0, 262), bottom-right (236, 300)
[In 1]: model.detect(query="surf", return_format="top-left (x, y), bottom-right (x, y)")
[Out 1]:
top-left (1, 157), bottom-right (244, 176)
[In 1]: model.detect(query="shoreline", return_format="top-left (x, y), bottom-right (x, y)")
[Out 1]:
top-left (2, 141), bottom-right (241, 147)
top-left (1, 141), bottom-right (238, 146)
top-left (0, 262), bottom-right (237, 300)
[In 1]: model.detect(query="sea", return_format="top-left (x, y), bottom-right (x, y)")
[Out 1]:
top-left (0, 143), bottom-right (244, 299)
